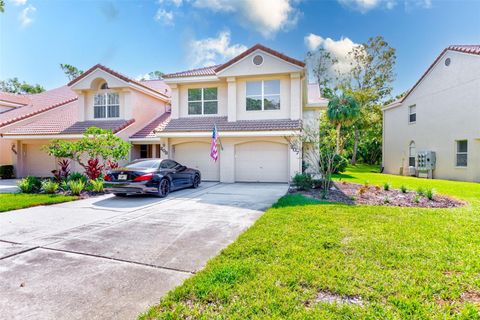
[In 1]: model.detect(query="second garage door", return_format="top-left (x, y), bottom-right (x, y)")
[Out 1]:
top-left (173, 142), bottom-right (220, 181)
top-left (235, 142), bottom-right (288, 182)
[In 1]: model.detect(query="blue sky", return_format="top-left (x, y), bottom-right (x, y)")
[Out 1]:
top-left (0, 0), bottom-right (479, 96)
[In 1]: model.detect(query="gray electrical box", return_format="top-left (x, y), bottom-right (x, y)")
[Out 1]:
top-left (417, 151), bottom-right (436, 178)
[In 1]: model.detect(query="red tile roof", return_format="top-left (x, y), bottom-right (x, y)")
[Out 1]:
top-left (163, 65), bottom-right (221, 79)
top-left (215, 44), bottom-right (305, 73)
top-left (401, 45), bottom-right (480, 102)
top-left (3, 100), bottom-right (134, 136)
top-left (68, 64), bottom-right (170, 99)
top-left (163, 44), bottom-right (305, 79)
top-left (0, 86), bottom-right (78, 129)
top-left (130, 112), bottom-right (171, 139)
top-left (0, 92), bottom-right (30, 106)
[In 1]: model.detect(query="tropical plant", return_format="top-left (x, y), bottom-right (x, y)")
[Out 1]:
top-left (425, 188), bottom-right (435, 200)
top-left (85, 158), bottom-right (104, 180)
top-left (400, 185), bottom-right (408, 193)
top-left (68, 180), bottom-right (85, 196)
top-left (383, 182), bottom-right (391, 191)
top-left (44, 127), bottom-right (131, 176)
top-left (326, 94), bottom-right (360, 154)
top-left (89, 179), bottom-right (104, 193)
top-left (41, 180), bottom-right (59, 194)
top-left (52, 159), bottom-right (71, 182)
top-left (106, 159), bottom-right (119, 170)
top-left (59, 64), bottom-right (83, 81)
top-left (68, 172), bottom-right (88, 185)
top-left (416, 187), bottom-right (425, 197)
top-left (17, 176), bottom-right (41, 193)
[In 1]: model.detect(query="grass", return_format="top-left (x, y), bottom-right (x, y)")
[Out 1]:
top-left (0, 193), bottom-right (78, 212)
top-left (141, 164), bottom-right (480, 319)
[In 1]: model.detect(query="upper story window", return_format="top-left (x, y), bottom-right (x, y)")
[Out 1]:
top-left (187, 88), bottom-right (218, 115)
top-left (456, 140), bottom-right (468, 167)
top-left (246, 80), bottom-right (280, 111)
top-left (408, 105), bottom-right (416, 123)
top-left (94, 92), bottom-right (120, 119)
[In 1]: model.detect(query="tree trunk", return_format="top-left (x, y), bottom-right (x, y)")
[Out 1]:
top-left (351, 127), bottom-right (360, 165)
top-left (336, 123), bottom-right (342, 154)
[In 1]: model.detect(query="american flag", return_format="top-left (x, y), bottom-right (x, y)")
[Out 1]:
top-left (210, 125), bottom-right (219, 162)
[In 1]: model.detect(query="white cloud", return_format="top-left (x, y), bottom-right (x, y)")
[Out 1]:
top-left (157, 0), bottom-right (183, 7)
top-left (154, 8), bottom-right (174, 25)
top-left (338, 0), bottom-right (432, 12)
top-left (11, 0), bottom-right (28, 5)
top-left (188, 30), bottom-right (247, 68)
top-left (19, 5), bottom-right (36, 27)
top-left (305, 34), bottom-right (363, 80)
top-left (193, 0), bottom-right (300, 38)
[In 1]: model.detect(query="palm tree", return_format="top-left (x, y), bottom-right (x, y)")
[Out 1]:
top-left (326, 94), bottom-right (360, 154)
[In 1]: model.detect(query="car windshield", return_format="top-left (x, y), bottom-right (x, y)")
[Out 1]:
top-left (125, 160), bottom-right (161, 169)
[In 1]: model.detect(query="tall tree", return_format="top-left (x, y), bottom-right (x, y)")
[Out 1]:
top-left (140, 71), bottom-right (165, 81)
top-left (60, 64), bottom-right (83, 81)
top-left (306, 47), bottom-right (338, 99)
top-left (0, 0), bottom-right (4, 13)
top-left (0, 78), bottom-right (45, 94)
top-left (342, 36), bottom-right (396, 164)
top-left (326, 94), bottom-right (360, 154)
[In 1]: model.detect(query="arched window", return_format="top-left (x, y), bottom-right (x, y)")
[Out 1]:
top-left (100, 82), bottom-right (109, 90)
top-left (409, 141), bottom-right (416, 167)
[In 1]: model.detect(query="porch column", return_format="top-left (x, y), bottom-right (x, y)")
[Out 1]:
top-left (170, 84), bottom-right (180, 119)
top-left (227, 77), bottom-right (236, 122)
top-left (151, 144), bottom-right (157, 158)
top-left (290, 73), bottom-right (301, 120)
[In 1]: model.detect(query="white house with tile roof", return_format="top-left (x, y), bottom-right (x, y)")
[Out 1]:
top-left (0, 44), bottom-right (326, 182)
top-left (382, 45), bottom-right (480, 182)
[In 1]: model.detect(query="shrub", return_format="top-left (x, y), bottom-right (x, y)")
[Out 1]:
top-left (416, 187), bottom-right (425, 197)
top-left (68, 180), bottom-right (85, 196)
top-left (89, 179), bottom-right (104, 193)
top-left (425, 188), bottom-right (435, 200)
top-left (17, 176), bottom-right (41, 193)
top-left (85, 158), bottom-right (104, 180)
top-left (68, 172), bottom-right (88, 184)
top-left (292, 173), bottom-right (312, 191)
top-left (106, 159), bottom-right (119, 170)
top-left (41, 180), bottom-right (59, 194)
top-left (383, 182), bottom-right (391, 191)
top-left (400, 185), bottom-right (408, 193)
top-left (0, 165), bottom-right (14, 179)
top-left (413, 195), bottom-right (421, 203)
top-left (319, 154), bottom-right (349, 174)
top-left (52, 159), bottom-right (71, 182)
top-left (60, 180), bottom-right (69, 191)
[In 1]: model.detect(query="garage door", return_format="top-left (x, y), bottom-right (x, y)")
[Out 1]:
top-left (25, 144), bottom-right (56, 177)
top-left (174, 142), bottom-right (220, 181)
top-left (235, 142), bottom-right (288, 182)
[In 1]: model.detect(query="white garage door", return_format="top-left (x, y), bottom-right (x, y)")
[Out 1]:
top-left (174, 142), bottom-right (220, 181)
top-left (235, 142), bottom-right (288, 182)
top-left (25, 144), bottom-right (56, 177)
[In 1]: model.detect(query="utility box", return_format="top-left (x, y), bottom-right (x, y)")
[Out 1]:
top-left (417, 151), bottom-right (436, 178)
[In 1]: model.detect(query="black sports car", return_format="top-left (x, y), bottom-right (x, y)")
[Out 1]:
top-left (104, 158), bottom-right (201, 197)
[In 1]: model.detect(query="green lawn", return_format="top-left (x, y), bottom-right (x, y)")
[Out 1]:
top-left (0, 193), bottom-right (78, 212)
top-left (141, 165), bottom-right (480, 319)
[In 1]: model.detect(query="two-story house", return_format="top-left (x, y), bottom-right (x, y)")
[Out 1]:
top-left (0, 44), bottom-right (326, 181)
top-left (0, 64), bottom-right (170, 177)
top-left (382, 45), bottom-right (480, 182)
top-left (129, 44), bottom-right (327, 183)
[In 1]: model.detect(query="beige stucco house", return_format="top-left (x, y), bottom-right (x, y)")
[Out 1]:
top-left (0, 44), bottom-right (326, 182)
top-left (382, 45), bottom-right (480, 182)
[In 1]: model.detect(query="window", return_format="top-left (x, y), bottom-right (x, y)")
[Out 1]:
top-left (94, 92), bottom-right (120, 118)
top-left (409, 105), bottom-right (416, 123)
top-left (456, 140), bottom-right (468, 167)
top-left (160, 160), bottom-right (178, 169)
top-left (139, 145), bottom-right (150, 158)
top-left (126, 159), bottom-right (161, 169)
top-left (246, 80), bottom-right (280, 111)
top-left (409, 141), bottom-right (416, 167)
top-left (187, 88), bottom-right (218, 115)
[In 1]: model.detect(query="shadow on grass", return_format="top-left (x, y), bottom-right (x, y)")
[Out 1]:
top-left (272, 194), bottom-right (344, 209)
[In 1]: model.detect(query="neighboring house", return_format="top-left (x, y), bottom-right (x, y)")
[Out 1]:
top-left (130, 44), bottom-right (327, 183)
top-left (0, 64), bottom-right (170, 177)
top-left (0, 44), bottom-right (326, 182)
top-left (382, 45), bottom-right (480, 182)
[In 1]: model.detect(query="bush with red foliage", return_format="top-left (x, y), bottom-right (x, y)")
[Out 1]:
top-left (85, 158), bottom-right (104, 180)
top-left (106, 159), bottom-right (119, 170)
top-left (51, 159), bottom-right (71, 181)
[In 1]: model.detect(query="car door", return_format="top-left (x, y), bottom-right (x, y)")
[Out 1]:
top-left (172, 161), bottom-right (192, 187)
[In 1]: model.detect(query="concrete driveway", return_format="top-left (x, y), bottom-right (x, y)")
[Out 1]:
top-left (0, 182), bottom-right (287, 319)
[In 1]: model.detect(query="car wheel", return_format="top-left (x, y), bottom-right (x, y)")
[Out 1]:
top-left (157, 179), bottom-right (170, 198)
top-left (114, 193), bottom-right (127, 197)
top-left (192, 174), bottom-right (201, 188)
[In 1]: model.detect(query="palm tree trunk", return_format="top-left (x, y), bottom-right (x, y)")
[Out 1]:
top-left (350, 127), bottom-right (360, 164)
top-left (336, 123), bottom-right (342, 154)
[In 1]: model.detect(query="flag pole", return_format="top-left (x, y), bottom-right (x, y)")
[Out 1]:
top-left (215, 124), bottom-right (224, 151)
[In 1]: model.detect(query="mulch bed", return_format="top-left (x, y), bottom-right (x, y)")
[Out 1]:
top-left (294, 181), bottom-right (465, 208)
